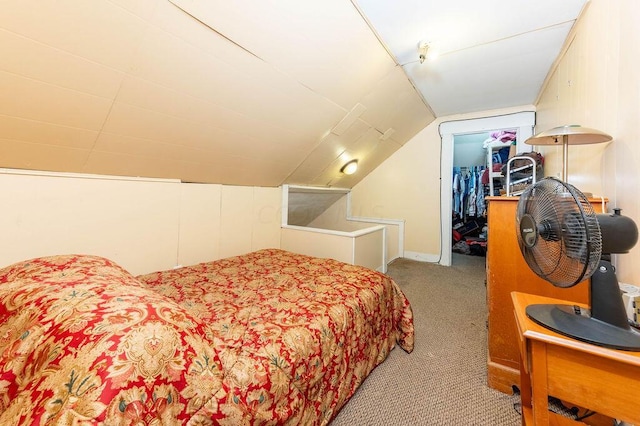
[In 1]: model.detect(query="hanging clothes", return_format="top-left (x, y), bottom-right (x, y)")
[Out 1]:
top-left (452, 167), bottom-right (461, 216)
top-left (453, 166), bottom-right (487, 218)
top-left (476, 167), bottom-right (486, 216)
top-left (458, 172), bottom-right (466, 217)
top-left (468, 168), bottom-right (477, 217)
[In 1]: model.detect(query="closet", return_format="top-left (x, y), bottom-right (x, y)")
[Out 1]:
top-left (451, 128), bottom-right (527, 256)
top-left (439, 111), bottom-right (536, 267)
top-left (451, 133), bottom-right (489, 256)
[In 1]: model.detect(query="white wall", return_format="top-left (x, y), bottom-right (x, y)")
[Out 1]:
top-left (281, 228), bottom-right (354, 265)
top-left (349, 105), bottom-right (534, 262)
top-left (453, 133), bottom-right (488, 167)
top-left (308, 196), bottom-right (364, 232)
top-left (0, 169), bottom-right (281, 275)
top-left (535, 0), bottom-right (640, 285)
top-left (307, 193), bottom-right (403, 263)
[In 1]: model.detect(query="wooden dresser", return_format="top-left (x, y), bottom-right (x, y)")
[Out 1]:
top-left (485, 196), bottom-right (607, 394)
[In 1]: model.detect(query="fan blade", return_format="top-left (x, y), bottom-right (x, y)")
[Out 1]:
top-left (516, 177), bottom-right (601, 288)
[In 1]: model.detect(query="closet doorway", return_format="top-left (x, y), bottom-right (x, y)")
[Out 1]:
top-left (439, 111), bottom-right (535, 266)
top-left (452, 132), bottom-right (491, 257)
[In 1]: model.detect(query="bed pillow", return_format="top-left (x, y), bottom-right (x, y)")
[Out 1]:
top-left (0, 254), bottom-right (227, 425)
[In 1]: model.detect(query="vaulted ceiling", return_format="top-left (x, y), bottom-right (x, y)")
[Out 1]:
top-left (0, 0), bottom-right (587, 188)
top-left (357, 0), bottom-right (588, 117)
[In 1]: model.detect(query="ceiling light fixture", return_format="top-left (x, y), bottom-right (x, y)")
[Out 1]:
top-left (417, 41), bottom-right (438, 64)
top-left (340, 159), bottom-right (358, 175)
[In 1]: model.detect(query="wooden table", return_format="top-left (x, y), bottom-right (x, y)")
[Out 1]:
top-left (512, 291), bottom-right (640, 425)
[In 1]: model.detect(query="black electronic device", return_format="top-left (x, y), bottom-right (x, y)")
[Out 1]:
top-left (516, 177), bottom-right (640, 351)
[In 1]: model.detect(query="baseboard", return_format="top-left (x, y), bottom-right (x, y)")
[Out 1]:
top-left (403, 251), bottom-right (441, 263)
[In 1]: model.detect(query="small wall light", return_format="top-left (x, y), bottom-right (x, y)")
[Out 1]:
top-left (340, 159), bottom-right (358, 175)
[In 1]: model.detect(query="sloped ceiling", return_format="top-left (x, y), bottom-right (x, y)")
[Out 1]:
top-left (0, 0), bottom-right (586, 188)
top-left (0, 0), bottom-right (432, 188)
top-left (356, 0), bottom-right (588, 116)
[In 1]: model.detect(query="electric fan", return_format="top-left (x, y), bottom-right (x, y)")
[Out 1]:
top-left (516, 177), bottom-right (640, 350)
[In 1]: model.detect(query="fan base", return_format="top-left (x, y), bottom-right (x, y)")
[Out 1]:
top-left (526, 304), bottom-right (640, 351)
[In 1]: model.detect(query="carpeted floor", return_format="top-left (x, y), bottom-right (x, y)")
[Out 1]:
top-left (331, 253), bottom-right (521, 425)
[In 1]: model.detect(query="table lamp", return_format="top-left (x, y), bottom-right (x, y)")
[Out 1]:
top-left (525, 125), bottom-right (612, 182)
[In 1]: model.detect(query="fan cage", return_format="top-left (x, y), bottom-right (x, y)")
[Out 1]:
top-left (516, 177), bottom-right (602, 288)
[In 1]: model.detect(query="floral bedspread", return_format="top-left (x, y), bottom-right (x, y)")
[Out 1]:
top-left (0, 249), bottom-right (413, 425)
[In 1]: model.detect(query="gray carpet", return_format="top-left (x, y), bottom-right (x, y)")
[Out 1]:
top-left (331, 253), bottom-right (521, 425)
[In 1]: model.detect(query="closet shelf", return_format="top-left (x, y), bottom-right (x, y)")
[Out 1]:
top-left (486, 141), bottom-right (512, 196)
top-left (484, 140), bottom-right (513, 149)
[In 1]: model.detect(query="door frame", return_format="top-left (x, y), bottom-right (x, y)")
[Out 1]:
top-left (439, 111), bottom-right (536, 266)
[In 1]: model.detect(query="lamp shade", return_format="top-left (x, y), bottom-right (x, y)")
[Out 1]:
top-left (525, 125), bottom-right (612, 145)
top-left (525, 125), bottom-right (612, 182)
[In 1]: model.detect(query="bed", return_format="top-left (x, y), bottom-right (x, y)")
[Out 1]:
top-left (0, 248), bottom-right (413, 425)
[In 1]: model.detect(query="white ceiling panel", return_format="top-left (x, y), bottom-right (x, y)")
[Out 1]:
top-left (167, 0), bottom-right (398, 109)
top-left (128, 24), bottom-right (344, 143)
top-left (408, 22), bottom-right (577, 115)
top-left (0, 115), bottom-right (97, 149)
top-left (0, 29), bottom-right (123, 99)
top-left (0, 71), bottom-right (112, 130)
top-left (82, 151), bottom-right (185, 180)
top-left (0, 1), bottom-right (149, 72)
top-left (286, 137), bottom-right (345, 183)
top-left (359, 66), bottom-right (435, 140)
top-left (93, 133), bottom-right (209, 164)
top-left (355, 0), bottom-right (587, 65)
top-left (101, 101), bottom-right (309, 169)
top-left (108, 0), bottom-right (160, 21)
top-left (114, 77), bottom-right (316, 153)
top-left (355, 0), bottom-right (588, 116)
top-left (0, 0), bottom-right (587, 187)
top-left (0, 138), bottom-right (90, 173)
